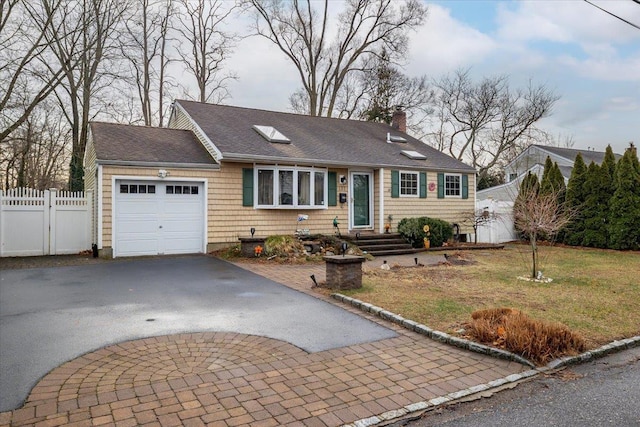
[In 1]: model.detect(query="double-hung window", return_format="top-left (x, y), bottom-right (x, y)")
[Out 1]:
top-left (256, 166), bottom-right (327, 208)
top-left (445, 174), bottom-right (461, 197)
top-left (400, 171), bottom-right (419, 197)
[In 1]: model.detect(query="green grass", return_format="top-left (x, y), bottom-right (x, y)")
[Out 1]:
top-left (336, 244), bottom-right (640, 348)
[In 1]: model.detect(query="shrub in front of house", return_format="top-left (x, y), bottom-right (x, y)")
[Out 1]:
top-left (264, 235), bottom-right (307, 257)
top-left (465, 308), bottom-right (586, 365)
top-left (397, 217), bottom-right (453, 248)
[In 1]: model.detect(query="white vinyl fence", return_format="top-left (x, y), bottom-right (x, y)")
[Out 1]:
top-left (0, 188), bottom-right (93, 257)
top-left (475, 198), bottom-right (517, 244)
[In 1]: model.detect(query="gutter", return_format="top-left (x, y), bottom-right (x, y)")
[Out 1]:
top-left (222, 153), bottom-right (476, 173)
top-left (96, 159), bottom-right (220, 170)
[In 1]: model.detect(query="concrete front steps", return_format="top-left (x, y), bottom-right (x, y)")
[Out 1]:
top-left (343, 232), bottom-right (421, 257)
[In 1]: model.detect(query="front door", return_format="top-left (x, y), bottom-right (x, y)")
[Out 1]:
top-left (351, 172), bottom-right (372, 229)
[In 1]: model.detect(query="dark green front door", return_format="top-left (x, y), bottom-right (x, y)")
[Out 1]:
top-left (352, 173), bottom-right (371, 227)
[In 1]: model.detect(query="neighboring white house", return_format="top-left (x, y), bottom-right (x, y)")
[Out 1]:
top-left (475, 144), bottom-right (622, 244)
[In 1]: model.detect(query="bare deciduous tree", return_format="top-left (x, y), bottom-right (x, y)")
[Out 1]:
top-left (429, 68), bottom-right (559, 178)
top-left (513, 186), bottom-right (572, 278)
top-left (122, 0), bottom-right (175, 126)
top-left (352, 49), bottom-right (433, 132)
top-left (45, 0), bottom-right (128, 190)
top-left (174, 0), bottom-right (237, 103)
top-left (1, 101), bottom-right (70, 190)
top-left (0, 0), bottom-right (71, 144)
top-left (245, 0), bottom-right (427, 117)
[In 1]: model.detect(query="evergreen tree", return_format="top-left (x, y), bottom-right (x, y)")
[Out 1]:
top-left (601, 145), bottom-right (617, 184)
top-left (539, 159), bottom-right (567, 241)
top-left (563, 153), bottom-right (588, 246)
top-left (582, 162), bottom-right (611, 248)
top-left (608, 149), bottom-right (640, 250)
top-left (551, 162), bottom-right (566, 205)
top-left (520, 171), bottom-right (540, 195)
top-left (539, 156), bottom-right (555, 194)
top-left (514, 172), bottom-right (540, 237)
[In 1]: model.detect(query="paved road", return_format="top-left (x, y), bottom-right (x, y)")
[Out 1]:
top-left (407, 346), bottom-right (640, 427)
top-left (0, 255), bottom-right (396, 412)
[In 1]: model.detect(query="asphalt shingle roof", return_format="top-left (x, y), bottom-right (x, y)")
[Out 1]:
top-left (176, 100), bottom-right (475, 172)
top-left (533, 144), bottom-right (622, 165)
top-left (90, 122), bottom-right (215, 165)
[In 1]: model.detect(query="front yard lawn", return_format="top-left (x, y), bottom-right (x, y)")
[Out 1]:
top-left (332, 244), bottom-right (640, 349)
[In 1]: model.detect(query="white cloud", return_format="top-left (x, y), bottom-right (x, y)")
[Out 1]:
top-left (557, 54), bottom-right (640, 81)
top-left (406, 4), bottom-right (496, 76)
top-left (496, 0), bottom-right (640, 46)
top-left (226, 34), bottom-right (300, 111)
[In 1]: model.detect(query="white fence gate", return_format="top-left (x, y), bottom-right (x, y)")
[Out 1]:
top-left (0, 188), bottom-right (93, 257)
top-left (476, 198), bottom-right (517, 244)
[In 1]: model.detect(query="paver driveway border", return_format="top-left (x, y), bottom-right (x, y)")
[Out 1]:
top-left (0, 255), bottom-right (530, 426)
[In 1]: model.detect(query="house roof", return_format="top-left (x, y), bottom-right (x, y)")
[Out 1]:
top-left (174, 100), bottom-right (475, 172)
top-left (89, 122), bottom-right (216, 167)
top-left (532, 144), bottom-right (622, 165)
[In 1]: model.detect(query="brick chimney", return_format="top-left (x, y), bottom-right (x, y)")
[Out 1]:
top-left (391, 106), bottom-right (406, 133)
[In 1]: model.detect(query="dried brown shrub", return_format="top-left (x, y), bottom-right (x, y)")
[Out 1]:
top-left (466, 307), bottom-right (586, 365)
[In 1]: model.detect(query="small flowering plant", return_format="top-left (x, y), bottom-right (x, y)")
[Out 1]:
top-left (254, 245), bottom-right (263, 257)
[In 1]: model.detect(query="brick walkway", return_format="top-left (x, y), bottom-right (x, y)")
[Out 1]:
top-left (0, 257), bottom-right (527, 427)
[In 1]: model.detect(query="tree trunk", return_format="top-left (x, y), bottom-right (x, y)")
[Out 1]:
top-left (531, 234), bottom-right (538, 278)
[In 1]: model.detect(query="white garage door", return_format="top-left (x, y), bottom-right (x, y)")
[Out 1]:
top-left (114, 180), bottom-right (205, 257)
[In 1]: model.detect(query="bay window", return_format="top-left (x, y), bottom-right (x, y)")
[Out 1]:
top-left (255, 166), bottom-right (327, 208)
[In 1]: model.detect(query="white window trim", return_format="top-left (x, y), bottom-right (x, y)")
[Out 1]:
top-left (399, 170), bottom-right (420, 198)
top-left (254, 165), bottom-right (328, 209)
top-left (444, 173), bottom-right (462, 198)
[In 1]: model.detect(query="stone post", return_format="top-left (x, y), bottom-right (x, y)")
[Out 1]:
top-left (239, 237), bottom-right (266, 257)
top-left (323, 255), bottom-right (365, 290)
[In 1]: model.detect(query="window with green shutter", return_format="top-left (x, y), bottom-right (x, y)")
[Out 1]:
top-left (420, 172), bottom-right (427, 198)
top-left (242, 168), bottom-right (254, 206)
top-left (391, 170), bottom-right (399, 198)
top-left (462, 175), bottom-right (469, 199)
top-left (328, 171), bottom-right (337, 206)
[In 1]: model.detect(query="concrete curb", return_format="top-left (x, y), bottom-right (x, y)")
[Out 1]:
top-left (330, 293), bottom-right (535, 368)
top-left (331, 293), bottom-right (640, 427)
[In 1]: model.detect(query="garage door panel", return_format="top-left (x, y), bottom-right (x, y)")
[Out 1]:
top-left (163, 236), bottom-right (203, 253)
top-left (114, 180), bottom-right (204, 257)
top-left (117, 218), bottom-right (159, 234)
top-left (117, 238), bottom-right (161, 256)
top-left (117, 199), bottom-right (158, 214)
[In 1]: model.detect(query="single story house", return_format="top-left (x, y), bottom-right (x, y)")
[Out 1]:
top-left (84, 101), bottom-right (476, 258)
top-left (476, 144), bottom-right (622, 243)
top-left (478, 144), bottom-right (622, 202)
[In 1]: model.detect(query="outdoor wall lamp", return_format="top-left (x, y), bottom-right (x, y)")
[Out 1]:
top-left (158, 169), bottom-right (169, 178)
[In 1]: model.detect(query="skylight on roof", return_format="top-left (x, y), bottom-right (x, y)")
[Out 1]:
top-left (401, 150), bottom-right (427, 160)
top-left (253, 125), bottom-right (290, 143)
top-left (389, 135), bottom-right (407, 143)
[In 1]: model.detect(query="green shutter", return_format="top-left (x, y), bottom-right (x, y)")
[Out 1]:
top-left (391, 170), bottom-right (399, 198)
top-left (437, 173), bottom-right (444, 199)
top-left (462, 174), bottom-right (469, 199)
top-left (419, 172), bottom-right (427, 198)
top-left (328, 171), bottom-right (337, 206)
top-left (242, 168), bottom-right (254, 206)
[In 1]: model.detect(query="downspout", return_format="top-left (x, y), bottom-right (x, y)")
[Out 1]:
top-left (97, 164), bottom-right (103, 249)
top-left (379, 168), bottom-right (385, 233)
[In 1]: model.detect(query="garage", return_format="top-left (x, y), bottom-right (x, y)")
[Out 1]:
top-left (114, 180), bottom-right (206, 257)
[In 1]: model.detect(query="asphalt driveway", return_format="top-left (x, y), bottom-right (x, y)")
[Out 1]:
top-left (0, 255), bottom-right (396, 412)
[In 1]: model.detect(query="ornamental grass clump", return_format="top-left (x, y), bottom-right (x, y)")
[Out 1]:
top-left (466, 308), bottom-right (586, 365)
top-left (264, 235), bottom-right (306, 257)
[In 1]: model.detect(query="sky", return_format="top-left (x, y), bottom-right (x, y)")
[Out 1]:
top-left (224, 0), bottom-right (640, 156)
